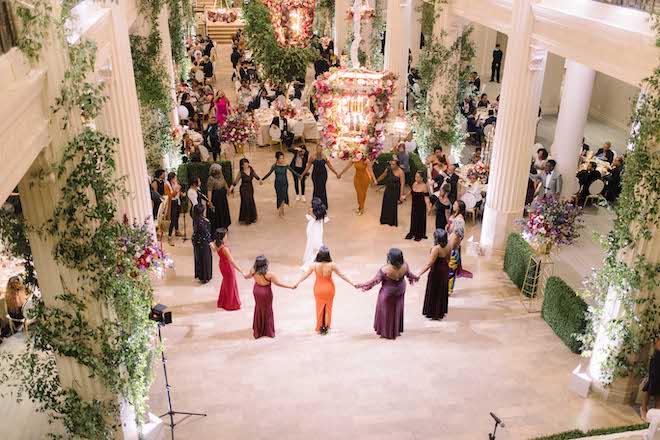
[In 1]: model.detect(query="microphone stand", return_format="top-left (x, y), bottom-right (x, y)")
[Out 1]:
top-left (488, 412), bottom-right (504, 440)
top-left (157, 324), bottom-right (206, 439)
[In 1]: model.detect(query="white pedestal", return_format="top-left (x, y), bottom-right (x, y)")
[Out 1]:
top-left (569, 364), bottom-right (592, 398)
top-left (140, 413), bottom-right (166, 440)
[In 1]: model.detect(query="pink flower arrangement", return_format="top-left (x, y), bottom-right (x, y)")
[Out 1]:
top-left (313, 67), bottom-right (397, 160)
top-left (271, 100), bottom-right (300, 119)
top-left (264, 0), bottom-right (316, 48)
top-left (516, 195), bottom-right (584, 249)
top-left (346, 6), bottom-right (376, 21)
top-left (466, 162), bottom-right (490, 183)
top-left (114, 217), bottom-right (173, 276)
top-left (220, 112), bottom-right (257, 145)
top-left (208, 9), bottom-right (238, 23)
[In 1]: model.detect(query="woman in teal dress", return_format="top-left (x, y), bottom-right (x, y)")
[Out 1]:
top-left (262, 151), bottom-right (301, 218)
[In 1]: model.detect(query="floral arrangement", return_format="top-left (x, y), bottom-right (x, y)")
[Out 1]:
top-left (346, 6), bottom-right (376, 21)
top-left (516, 195), bottom-right (584, 251)
top-left (314, 67), bottom-right (397, 160)
top-left (264, 0), bottom-right (316, 48)
top-left (207, 9), bottom-right (239, 23)
top-left (171, 125), bottom-right (183, 145)
top-left (271, 99), bottom-right (300, 119)
top-left (220, 112), bottom-right (257, 145)
top-left (113, 217), bottom-right (173, 276)
top-left (465, 162), bottom-right (490, 183)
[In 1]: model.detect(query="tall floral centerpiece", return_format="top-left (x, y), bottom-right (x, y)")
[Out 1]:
top-left (220, 112), bottom-right (257, 153)
top-left (314, 68), bottom-right (397, 160)
top-left (517, 195), bottom-right (584, 254)
top-left (264, 0), bottom-right (316, 47)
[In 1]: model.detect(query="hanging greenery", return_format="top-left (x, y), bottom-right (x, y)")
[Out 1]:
top-left (314, 0), bottom-right (334, 36)
top-left (168, 0), bottom-right (194, 81)
top-left (242, 0), bottom-right (318, 86)
top-left (130, 33), bottom-right (171, 115)
top-left (11, 0), bottom-right (52, 62)
top-left (577, 24), bottom-right (660, 384)
top-left (0, 0), bottom-right (164, 436)
top-left (0, 197), bottom-right (37, 288)
top-left (369, 0), bottom-right (384, 70)
top-left (410, 6), bottom-right (475, 161)
top-left (142, 109), bottom-right (177, 173)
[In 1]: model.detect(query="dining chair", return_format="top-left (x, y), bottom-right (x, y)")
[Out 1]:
top-left (584, 179), bottom-right (605, 207)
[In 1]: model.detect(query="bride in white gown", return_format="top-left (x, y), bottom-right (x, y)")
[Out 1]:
top-left (301, 198), bottom-right (329, 271)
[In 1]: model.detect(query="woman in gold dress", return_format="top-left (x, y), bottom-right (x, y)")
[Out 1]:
top-left (338, 156), bottom-right (377, 215)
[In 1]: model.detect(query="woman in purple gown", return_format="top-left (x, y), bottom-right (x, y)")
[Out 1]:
top-left (244, 255), bottom-right (295, 339)
top-left (356, 248), bottom-right (419, 339)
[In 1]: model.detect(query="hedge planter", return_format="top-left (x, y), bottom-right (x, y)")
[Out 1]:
top-left (373, 151), bottom-right (424, 186)
top-left (541, 276), bottom-right (588, 354)
top-left (530, 423), bottom-right (648, 439)
top-left (503, 233), bottom-right (539, 296)
top-left (176, 161), bottom-right (233, 193)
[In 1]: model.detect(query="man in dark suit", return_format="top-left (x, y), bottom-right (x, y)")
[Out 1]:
top-left (603, 157), bottom-right (624, 202)
top-left (271, 111), bottom-right (294, 148)
top-left (491, 43), bottom-right (503, 83)
top-left (482, 109), bottom-right (497, 128)
top-left (231, 47), bottom-right (241, 69)
top-left (203, 38), bottom-right (214, 57)
top-left (203, 116), bottom-right (221, 161)
top-left (433, 164), bottom-right (459, 203)
top-left (470, 71), bottom-right (481, 92)
top-left (596, 141), bottom-right (615, 164)
top-left (314, 55), bottom-right (330, 78)
top-left (239, 62), bottom-right (250, 81)
top-left (576, 161), bottom-right (601, 205)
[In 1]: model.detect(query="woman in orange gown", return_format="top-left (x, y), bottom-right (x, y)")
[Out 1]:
top-left (338, 156), bottom-right (376, 215)
top-left (295, 246), bottom-right (355, 334)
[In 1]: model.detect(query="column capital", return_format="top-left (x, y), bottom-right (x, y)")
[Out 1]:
top-left (528, 45), bottom-right (548, 71)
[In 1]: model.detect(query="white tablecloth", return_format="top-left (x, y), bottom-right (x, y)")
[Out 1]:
top-left (254, 108), bottom-right (320, 146)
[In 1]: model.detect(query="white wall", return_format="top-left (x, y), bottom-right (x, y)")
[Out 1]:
top-left (469, 22), bottom-right (497, 80)
top-left (589, 72), bottom-right (640, 130)
top-left (540, 52), bottom-right (564, 115)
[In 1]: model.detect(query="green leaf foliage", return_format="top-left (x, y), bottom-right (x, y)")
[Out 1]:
top-left (529, 423), bottom-right (649, 440)
top-left (503, 233), bottom-right (540, 296)
top-left (373, 152), bottom-right (424, 186)
top-left (242, 0), bottom-right (319, 86)
top-left (541, 276), bottom-right (588, 354)
top-left (177, 161), bottom-right (234, 193)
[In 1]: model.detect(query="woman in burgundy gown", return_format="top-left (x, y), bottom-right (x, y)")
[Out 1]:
top-left (418, 229), bottom-right (455, 320)
top-left (213, 228), bottom-right (244, 310)
top-left (356, 248), bottom-right (419, 339)
top-left (244, 255), bottom-right (295, 339)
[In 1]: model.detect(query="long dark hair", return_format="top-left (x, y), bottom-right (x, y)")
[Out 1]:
top-left (167, 172), bottom-right (176, 183)
top-left (254, 255), bottom-right (269, 274)
top-left (192, 203), bottom-right (205, 225)
top-left (315, 246), bottom-right (332, 262)
top-left (387, 248), bottom-right (404, 268)
top-left (214, 228), bottom-right (227, 247)
top-left (311, 197), bottom-right (327, 220)
top-left (454, 200), bottom-right (466, 217)
top-left (434, 228), bottom-right (448, 247)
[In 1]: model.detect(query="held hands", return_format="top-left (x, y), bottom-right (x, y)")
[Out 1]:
top-left (259, 180), bottom-right (263, 185)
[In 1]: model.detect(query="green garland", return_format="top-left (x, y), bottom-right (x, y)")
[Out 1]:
top-left (369, 0), bottom-right (384, 70)
top-left (168, 0), bottom-right (194, 81)
top-left (576, 22), bottom-right (660, 384)
top-left (242, 0), bottom-right (318, 86)
top-left (0, 199), bottom-right (37, 288)
top-left (411, 11), bottom-right (475, 161)
top-left (315, 0), bottom-right (335, 36)
top-left (0, 1), bottom-right (160, 436)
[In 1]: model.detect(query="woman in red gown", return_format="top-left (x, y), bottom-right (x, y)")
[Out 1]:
top-left (212, 228), bottom-right (243, 310)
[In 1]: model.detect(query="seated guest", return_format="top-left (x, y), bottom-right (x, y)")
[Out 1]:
top-left (477, 93), bottom-right (489, 108)
top-left (460, 97), bottom-right (475, 116)
top-left (482, 109), bottom-right (497, 128)
top-left (237, 80), bottom-right (252, 107)
top-left (493, 94), bottom-right (500, 112)
top-left (533, 148), bottom-right (549, 171)
top-left (581, 137), bottom-right (590, 157)
top-left (576, 161), bottom-right (601, 205)
top-left (202, 55), bottom-right (214, 81)
top-left (270, 110), bottom-right (294, 148)
top-left (596, 141), bottom-right (615, 164)
top-left (314, 54), bottom-right (330, 78)
top-left (530, 159), bottom-right (562, 199)
top-left (408, 68), bottom-right (421, 88)
top-left (203, 38), bottom-right (214, 57)
top-left (471, 147), bottom-right (482, 164)
top-left (180, 93), bottom-right (195, 124)
top-left (470, 71), bottom-right (481, 92)
top-left (466, 172), bottom-right (484, 209)
top-left (249, 89), bottom-right (271, 111)
top-left (6, 276), bottom-right (28, 321)
top-left (466, 111), bottom-right (482, 144)
top-left (603, 156), bottom-right (624, 202)
top-left (293, 83), bottom-right (303, 100)
top-left (239, 61), bottom-right (250, 81)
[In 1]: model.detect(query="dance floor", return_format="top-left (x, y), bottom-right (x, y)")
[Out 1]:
top-left (148, 145), bottom-right (639, 440)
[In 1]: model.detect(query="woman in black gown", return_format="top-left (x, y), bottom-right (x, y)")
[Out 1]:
top-left (405, 170), bottom-right (432, 241)
top-left (192, 204), bottom-right (213, 283)
top-left (301, 145), bottom-right (339, 209)
top-left (434, 183), bottom-right (452, 231)
top-left (230, 158), bottom-right (261, 224)
top-left (418, 229), bottom-right (454, 320)
top-left (206, 163), bottom-right (231, 231)
top-left (376, 157), bottom-right (406, 227)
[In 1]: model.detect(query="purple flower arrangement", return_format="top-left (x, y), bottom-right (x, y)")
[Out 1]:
top-left (114, 217), bottom-right (173, 276)
top-left (517, 195), bottom-right (584, 250)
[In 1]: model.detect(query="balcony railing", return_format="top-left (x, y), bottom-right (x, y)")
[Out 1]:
top-left (593, 0), bottom-right (659, 14)
top-left (0, 0), bottom-right (17, 55)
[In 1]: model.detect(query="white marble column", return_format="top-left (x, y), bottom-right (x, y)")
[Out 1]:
top-left (480, 0), bottom-right (548, 254)
top-left (384, 0), bottom-right (412, 105)
top-left (159, 6), bottom-right (179, 130)
top-left (550, 60), bottom-right (596, 198)
top-left (95, 3), bottom-right (153, 225)
top-left (335, 0), bottom-right (350, 57)
top-left (409, 0), bottom-right (423, 68)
